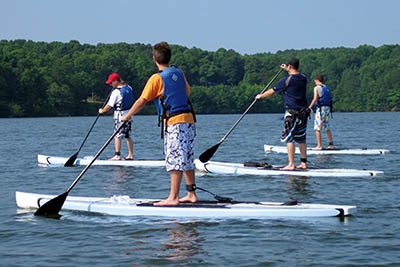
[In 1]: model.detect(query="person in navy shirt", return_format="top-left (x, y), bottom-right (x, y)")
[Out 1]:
top-left (256, 58), bottom-right (309, 170)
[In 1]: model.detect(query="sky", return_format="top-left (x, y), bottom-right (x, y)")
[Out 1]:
top-left (1, 0), bottom-right (399, 55)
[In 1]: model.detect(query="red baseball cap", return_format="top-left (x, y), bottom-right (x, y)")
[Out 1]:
top-left (105, 73), bottom-right (120, 84)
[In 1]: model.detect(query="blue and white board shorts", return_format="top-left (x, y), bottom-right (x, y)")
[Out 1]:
top-left (114, 110), bottom-right (132, 139)
top-left (314, 106), bottom-right (331, 131)
top-left (281, 110), bottom-right (307, 144)
top-left (164, 123), bottom-right (196, 172)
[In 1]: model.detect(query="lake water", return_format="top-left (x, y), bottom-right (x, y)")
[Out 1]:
top-left (1, 113), bottom-right (399, 266)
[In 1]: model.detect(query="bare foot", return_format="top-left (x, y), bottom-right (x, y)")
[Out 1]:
top-left (179, 193), bottom-right (198, 203)
top-left (280, 165), bottom-right (295, 171)
top-left (153, 198), bottom-right (179, 206)
top-left (327, 145), bottom-right (335, 150)
top-left (296, 163), bottom-right (307, 169)
top-left (109, 155), bottom-right (121, 161)
top-left (311, 146), bottom-right (322, 150)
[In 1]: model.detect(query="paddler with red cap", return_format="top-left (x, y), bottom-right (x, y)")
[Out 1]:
top-left (99, 73), bottom-right (135, 160)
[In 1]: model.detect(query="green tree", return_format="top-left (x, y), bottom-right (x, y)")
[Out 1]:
top-left (0, 40), bottom-right (399, 117)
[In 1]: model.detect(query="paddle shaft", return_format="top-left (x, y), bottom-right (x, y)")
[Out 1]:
top-left (218, 68), bottom-right (284, 143)
top-left (76, 92), bottom-right (112, 153)
top-left (34, 121), bottom-right (127, 216)
top-left (67, 121), bottom-right (127, 193)
top-left (75, 114), bottom-right (100, 152)
top-left (199, 68), bottom-right (284, 163)
top-left (64, 90), bottom-right (112, 167)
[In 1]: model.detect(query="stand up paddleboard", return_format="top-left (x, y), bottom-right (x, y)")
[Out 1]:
top-left (264, 144), bottom-right (389, 155)
top-left (15, 191), bottom-right (356, 218)
top-left (38, 155), bottom-right (383, 177)
top-left (195, 159), bottom-right (383, 177)
top-left (38, 154), bottom-right (165, 167)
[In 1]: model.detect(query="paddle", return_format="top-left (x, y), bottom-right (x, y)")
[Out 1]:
top-left (64, 92), bottom-right (111, 167)
top-left (35, 121), bottom-right (127, 217)
top-left (199, 68), bottom-right (284, 163)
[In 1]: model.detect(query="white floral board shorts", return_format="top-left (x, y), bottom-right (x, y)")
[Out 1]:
top-left (314, 106), bottom-right (331, 131)
top-left (164, 123), bottom-right (196, 172)
top-left (113, 110), bottom-right (132, 139)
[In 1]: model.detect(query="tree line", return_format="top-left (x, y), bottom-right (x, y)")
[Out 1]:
top-left (0, 39), bottom-right (399, 117)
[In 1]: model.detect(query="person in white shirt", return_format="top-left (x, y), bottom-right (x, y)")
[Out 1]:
top-left (99, 73), bottom-right (135, 160)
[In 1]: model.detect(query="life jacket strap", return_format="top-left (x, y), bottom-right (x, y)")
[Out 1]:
top-left (157, 99), bottom-right (196, 139)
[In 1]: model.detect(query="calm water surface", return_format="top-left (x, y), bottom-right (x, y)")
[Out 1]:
top-left (1, 113), bottom-right (399, 266)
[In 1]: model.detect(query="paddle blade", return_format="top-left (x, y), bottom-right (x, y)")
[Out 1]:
top-left (199, 143), bottom-right (221, 163)
top-left (64, 152), bottom-right (78, 167)
top-left (34, 192), bottom-right (68, 217)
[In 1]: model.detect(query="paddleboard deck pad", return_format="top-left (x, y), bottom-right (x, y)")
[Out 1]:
top-left (38, 154), bottom-right (165, 167)
top-left (15, 192), bottom-right (356, 218)
top-left (264, 144), bottom-right (389, 155)
top-left (195, 160), bottom-right (383, 177)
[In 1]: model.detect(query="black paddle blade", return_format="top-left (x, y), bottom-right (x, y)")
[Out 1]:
top-left (64, 152), bottom-right (78, 167)
top-left (199, 143), bottom-right (221, 163)
top-left (34, 192), bottom-right (68, 217)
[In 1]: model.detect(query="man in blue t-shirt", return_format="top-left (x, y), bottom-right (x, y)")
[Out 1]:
top-left (256, 58), bottom-right (309, 170)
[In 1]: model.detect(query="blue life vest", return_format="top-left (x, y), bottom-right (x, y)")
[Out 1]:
top-left (154, 67), bottom-right (192, 118)
top-left (115, 85), bottom-right (134, 111)
top-left (317, 85), bottom-right (332, 107)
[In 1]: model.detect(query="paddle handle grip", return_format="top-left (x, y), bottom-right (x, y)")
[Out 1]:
top-left (220, 68), bottom-right (284, 141)
top-left (67, 121), bottom-right (127, 193)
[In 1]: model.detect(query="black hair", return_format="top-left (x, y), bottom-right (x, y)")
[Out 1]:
top-left (287, 58), bottom-right (299, 70)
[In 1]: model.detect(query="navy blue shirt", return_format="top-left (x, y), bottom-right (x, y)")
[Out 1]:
top-left (273, 74), bottom-right (308, 110)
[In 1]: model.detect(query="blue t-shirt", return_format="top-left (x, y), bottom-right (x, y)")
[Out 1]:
top-left (273, 74), bottom-right (308, 110)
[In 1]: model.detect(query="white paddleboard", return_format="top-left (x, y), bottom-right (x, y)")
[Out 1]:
top-left (264, 144), bottom-right (389, 155)
top-left (38, 154), bottom-right (165, 167)
top-left (195, 159), bottom-right (383, 177)
top-left (15, 191), bottom-right (356, 218)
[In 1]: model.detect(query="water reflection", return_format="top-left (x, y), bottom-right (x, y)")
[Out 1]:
top-left (128, 221), bottom-right (207, 264)
top-left (104, 166), bottom-right (137, 194)
top-left (286, 175), bottom-right (312, 198)
top-left (339, 216), bottom-right (351, 225)
top-left (311, 154), bottom-right (333, 168)
top-left (159, 222), bottom-right (206, 260)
